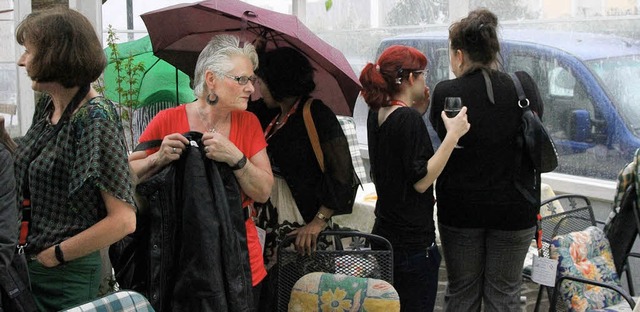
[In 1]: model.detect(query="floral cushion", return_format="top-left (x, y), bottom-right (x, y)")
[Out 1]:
top-left (288, 272), bottom-right (400, 312)
top-left (550, 226), bottom-right (624, 311)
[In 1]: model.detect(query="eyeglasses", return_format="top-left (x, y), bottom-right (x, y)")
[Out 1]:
top-left (412, 69), bottom-right (429, 76)
top-left (224, 74), bottom-right (258, 85)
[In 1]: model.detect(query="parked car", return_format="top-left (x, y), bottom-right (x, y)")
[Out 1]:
top-left (356, 29), bottom-right (640, 180)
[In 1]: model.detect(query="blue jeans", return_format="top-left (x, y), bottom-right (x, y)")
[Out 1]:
top-left (438, 223), bottom-right (535, 312)
top-left (392, 244), bottom-right (441, 312)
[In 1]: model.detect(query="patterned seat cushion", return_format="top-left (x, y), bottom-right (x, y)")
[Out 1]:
top-left (62, 290), bottom-right (155, 312)
top-left (550, 226), bottom-right (624, 311)
top-left (288, 272), bottom-right (399, 312)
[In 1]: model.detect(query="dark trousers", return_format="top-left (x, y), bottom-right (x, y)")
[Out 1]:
top-left (392, 244), bottom-right (441, 312)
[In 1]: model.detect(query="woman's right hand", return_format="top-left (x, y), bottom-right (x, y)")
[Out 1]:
top-left (155, 133), bottom-right (189, 167)
top-left (441, 106), bottom-right (470, 140)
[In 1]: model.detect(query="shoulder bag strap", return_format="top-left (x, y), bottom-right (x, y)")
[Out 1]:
top-left (302, 98), bottom-right (325, 173)
top-left (509, 72), bottom-right (529, 105)
top-left (133, 140), bottom-right (163, 152)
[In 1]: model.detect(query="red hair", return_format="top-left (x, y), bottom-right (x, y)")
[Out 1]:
top-left (359, 45), bottom-right (428, 110)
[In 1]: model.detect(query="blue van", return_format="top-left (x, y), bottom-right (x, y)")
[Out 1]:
top-left (372, 29), bottom-right (640, 180)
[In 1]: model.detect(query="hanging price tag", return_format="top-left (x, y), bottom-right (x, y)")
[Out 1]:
top-left (531, 255), bottom-right (558, 287)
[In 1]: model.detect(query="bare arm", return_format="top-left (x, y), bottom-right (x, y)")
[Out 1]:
top-left (36, 191), bottom-right (136, 267)
top-left (128, 133), bottom-right (190, 183)
top-left (414, 106), bottom-right (470, 193)
top-left (232, 148), bottom-right (274, 203)
top-left (290, 205), bottom-right (333, 255)
top-left (202, 132), bottom-right (273, 203)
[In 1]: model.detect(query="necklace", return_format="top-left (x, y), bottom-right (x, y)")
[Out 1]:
top-left (197, 105), bottom-right (227, 133)
top-left (264, 100), bottom-right (300, 141)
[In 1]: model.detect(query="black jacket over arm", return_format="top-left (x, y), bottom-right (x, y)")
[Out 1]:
top-left (112, 132), bottom-right (253, 312)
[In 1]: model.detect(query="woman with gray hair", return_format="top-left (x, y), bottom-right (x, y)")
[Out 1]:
top-left (129, 34), bottom-right (273, 310)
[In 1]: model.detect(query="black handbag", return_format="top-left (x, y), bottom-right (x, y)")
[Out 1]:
top-left (510, 72), bottom-right (558, 173)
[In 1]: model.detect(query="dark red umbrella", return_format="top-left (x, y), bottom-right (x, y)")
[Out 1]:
top-left (140, 0), bottom-right (361, 116)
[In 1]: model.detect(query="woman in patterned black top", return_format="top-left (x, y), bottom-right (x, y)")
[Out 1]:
top-left (14, 7), bottom-right (136, 311)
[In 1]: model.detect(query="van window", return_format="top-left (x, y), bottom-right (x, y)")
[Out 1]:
top-left (588, 56), bottom-right (640, 138)
top-left (432, 48), bottom-right (450, 83)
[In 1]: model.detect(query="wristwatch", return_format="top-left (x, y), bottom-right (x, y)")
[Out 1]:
top-left (316, 211), bottom-right (330, 223)
top-left (231, 155), bottom-right (247, 171)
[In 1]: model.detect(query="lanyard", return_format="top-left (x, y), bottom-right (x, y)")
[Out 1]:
top-left (264, 99), bottom-right (301, 141)
top-left (388, 100), bottom-right (408, 107)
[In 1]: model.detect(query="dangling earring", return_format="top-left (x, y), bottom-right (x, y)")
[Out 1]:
top-left (206, 92), bottom-right (219, 105)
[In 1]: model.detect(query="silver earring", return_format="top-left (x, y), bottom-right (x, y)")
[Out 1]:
top-left (206, 92), bottom-right (219, 105)
top-left (395, 77), bottom-right (402, 85)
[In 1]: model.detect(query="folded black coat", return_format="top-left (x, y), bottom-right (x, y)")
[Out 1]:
top-left (111, 132), bottom-right (253, 312)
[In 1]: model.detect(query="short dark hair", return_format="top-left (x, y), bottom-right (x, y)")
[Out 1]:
top-left (16, 7), bottom-right (106, 88)
top-left (256, 47), bottom-right (315, 102)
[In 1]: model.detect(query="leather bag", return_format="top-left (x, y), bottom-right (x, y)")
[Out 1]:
top-left (510, 72), bottom-right (558, 173)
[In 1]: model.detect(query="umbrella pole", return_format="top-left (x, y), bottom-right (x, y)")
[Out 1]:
top-left (175, 69), bottom-right (179, 105)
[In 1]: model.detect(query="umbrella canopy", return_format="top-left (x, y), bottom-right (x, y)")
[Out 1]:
top-left (140, 0), bottom-right (360, 116)
top-left (103, 35), bottom-right (195, 108)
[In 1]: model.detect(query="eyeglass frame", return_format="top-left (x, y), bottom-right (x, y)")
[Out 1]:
top-left (224, 74), bottom-right (258, 85)
top-left (411, 68), bottom-right (429, 76)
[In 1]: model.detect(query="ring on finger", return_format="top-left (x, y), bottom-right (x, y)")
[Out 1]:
top-left (204, 146), bottom-right (209, 153)
top-left (172, 147), bottom-right (177, 153)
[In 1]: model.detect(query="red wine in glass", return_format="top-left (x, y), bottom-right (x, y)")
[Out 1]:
top-left (444, 97), bottom-right (462, 118)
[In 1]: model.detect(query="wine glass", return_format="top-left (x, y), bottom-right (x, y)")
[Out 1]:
top-left (444, 97), bottom-right (462, 118)
top-left (444, 97), bottom-right (463, 148)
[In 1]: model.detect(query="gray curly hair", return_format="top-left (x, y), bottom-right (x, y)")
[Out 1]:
top-left (192, 34), bottom-right (259, 98)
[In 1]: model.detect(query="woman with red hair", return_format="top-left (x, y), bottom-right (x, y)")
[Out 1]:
top-left (359, 45), bottom-right (470, 311)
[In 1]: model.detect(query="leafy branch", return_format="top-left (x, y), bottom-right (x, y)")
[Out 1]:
top-left (104, 26), bottom-right (145, 150)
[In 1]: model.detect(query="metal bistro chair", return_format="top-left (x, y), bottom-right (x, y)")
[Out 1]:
top-left (277, 230), bottom-right (393, 312)
top-left (527, 194), bottom-right (598, 312)
top-left (550, 226), bottom-right (638, 311)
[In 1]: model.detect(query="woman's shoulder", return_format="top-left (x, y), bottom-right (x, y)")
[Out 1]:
top-left (78, 96), bottom-right (119, 121)
top-left (153, 104), bottom-right (187, 120)
top-left (233, 109), bottom-right (260, 124)
top-left (433, 77), bottom-right (459, 93)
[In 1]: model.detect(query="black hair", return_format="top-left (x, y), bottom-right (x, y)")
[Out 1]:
top-left (256, 47), bottom-right (315, 102)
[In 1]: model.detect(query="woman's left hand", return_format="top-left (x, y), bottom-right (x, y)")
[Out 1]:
top-left (201, 131), bottom-right (242, 166)
top-left (36, 246), bottom-right (60, 267)
top-left (289, 219), bottom-right (327, 256)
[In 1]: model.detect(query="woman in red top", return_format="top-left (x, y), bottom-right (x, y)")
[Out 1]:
top-left (129, 34), bottom-right (273, 309)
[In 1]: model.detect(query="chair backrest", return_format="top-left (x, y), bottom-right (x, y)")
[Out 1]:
top-left (337, 115), bottom-right (369, 183)
top-left (550, 226), bottom-right (624, 311)
top-left (277, 231), bottom-right (393, 312)
top-left (132, 101), bottom-right (177, 143)
top-left (288, 272), bottom-right (400, 312)
top-left (539, 194), bottom-right (597, 258)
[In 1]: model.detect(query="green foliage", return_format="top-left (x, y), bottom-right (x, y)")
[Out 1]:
top-left (104, 26), bottom-right (145, 150)
top-left (325, 0), bottom-right (333, 11)
top-left (387, 0), bottom-right (446, 26)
